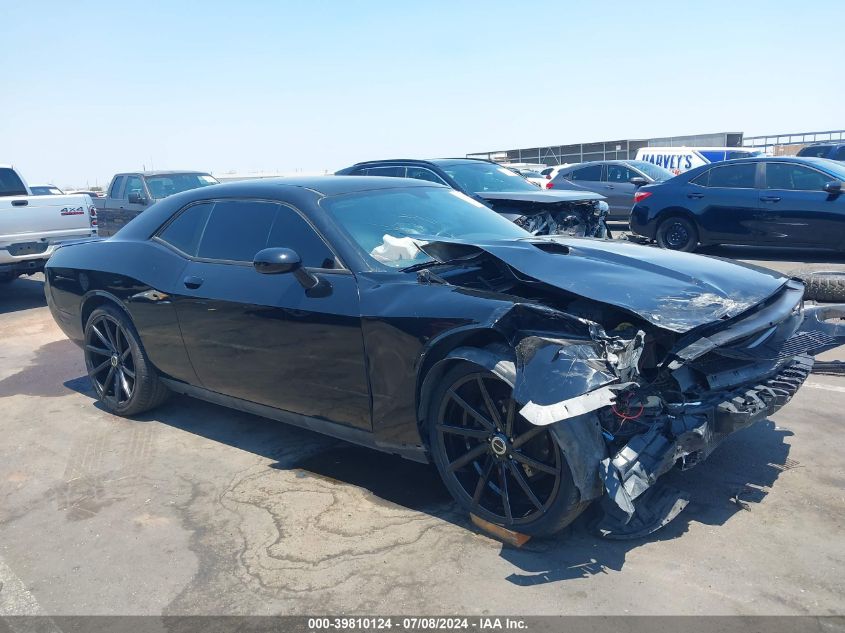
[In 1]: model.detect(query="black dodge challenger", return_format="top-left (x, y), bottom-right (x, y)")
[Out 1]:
top-left (44, 177), bottom-right (845, 538)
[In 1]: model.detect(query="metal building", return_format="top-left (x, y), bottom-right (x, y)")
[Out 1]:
top-left (467, 132), bottom-right (744, 166)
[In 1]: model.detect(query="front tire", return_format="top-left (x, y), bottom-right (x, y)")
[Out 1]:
top-left (656, 216), bottom-right (699, 252)
top-left (84, 304), bottom-right (169, 416)
top-left (427, 362), bottom-right (586, 537)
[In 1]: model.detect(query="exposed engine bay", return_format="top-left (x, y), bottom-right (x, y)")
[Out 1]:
top-left (416, 238), bottom-right (845, 538)
top-left (487, 197), bottom-right (611, 239)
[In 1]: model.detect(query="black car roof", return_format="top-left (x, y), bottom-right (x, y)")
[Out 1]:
top-left (186, 175), bottom-right (440, 198)
top-left (344, 157), bottom-right (495, 169)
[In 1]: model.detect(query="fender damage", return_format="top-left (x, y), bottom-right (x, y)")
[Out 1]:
top-left (417, 239), bottom-right (845, 538)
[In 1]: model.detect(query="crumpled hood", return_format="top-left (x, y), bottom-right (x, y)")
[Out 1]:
top-left (476, 190), bottom-right (605, 204)
top-left (419, 236), bottom-right (789, 333)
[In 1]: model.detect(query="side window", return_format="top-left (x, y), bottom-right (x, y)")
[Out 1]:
top-left (0, 168), bottom-right (28, 196)
top-left (109, 176), bottom-right (125, 198)
top-left (406, 166), bottom-right (446, 184)
top-left (158, 202), bottom-right (213, 256)
top-left (690, 170), bottom-right (709, 186)
top-left (124, 176), bottom-right (144, 199)
top-left (569, 164), bottom-right (602, 181)
top-left (704, 163), bottom-right (757, 188)
top-left (197, 200), bottom-right (278, 262)
top-left (606, 165), bottom-right (636, 183)
top-left (364, 166), bottom-right (405, 178)
top-left (267, 205), bottom-right (336, 269)
top-left (834, 147), bottom-right (845, 161)
top-left (766, 164), bottom-right (831, 191)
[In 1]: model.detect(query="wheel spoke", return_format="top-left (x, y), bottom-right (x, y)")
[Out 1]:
top-left (91, 325), bottom-right (112, 352)
top-left (104, 320), bottom-right (118, 351)
top-left (508, 461), bottom-right (544, 512)
top-left (103, 366), bottom-right (115, 395)
top-left (121, 365), bottom-right (135, 379)
top-left (114, 326), bottom-right (124, 354)
top-left (86, 344), bottom-right (111, 357)
top-left (113, 368), bottom-right (121, 401)
top-left (511, 425), bottom-right (547, 449)
top-left (504, 398), bottom-right (515, 437)
top-left (118, 370), bottom-right (131, 400)
top-left (447, 442), bottom-right (488, 472)
top-left (512, 450), bottom-right (558, 476)
top-left (476, 376), bottom-right (503, 431)
top-left (120, 348), bottom-right (131, 361)
top-left (471, 458), bottom-right (494, 509)
top-left (498, 463), bottom-right (512, 523)
top-left (90, 358), bottom-right (111, 376)
top-left (437, 423), bottom-right (490, 440)
top-left (447, 389), bottom-right (495, 432)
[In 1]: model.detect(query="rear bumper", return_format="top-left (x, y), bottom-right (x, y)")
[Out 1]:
top-left (629, 204), bottom-right (656, 239)
top-left (0, 258), bottom-right (47, 278)
top-left (0, 231), bottom-right (98, 266)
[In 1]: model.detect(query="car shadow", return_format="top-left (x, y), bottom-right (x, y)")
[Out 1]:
top-left (63, 378), bottom-right (795, 585)
top-left (0, 275), bottom-right (47, 314)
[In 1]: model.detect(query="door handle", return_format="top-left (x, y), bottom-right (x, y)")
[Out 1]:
top-left (12, 199), bottom-right (28, 207)
top-left (687, 193), bottom-right (704, 199)
top-left (760, 196), bottom-right (782, 203)
top-left (605, 185), bottom-right (615, 189)
top-left (183, 275), bottom-right (204, 289)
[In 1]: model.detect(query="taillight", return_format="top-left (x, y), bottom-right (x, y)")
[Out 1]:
top-left (634, 191), bottom-right (652, 204)
top-left (545, 181), bottom-right (554, 189)
top-left (89, 205), bottom-right (98, 227)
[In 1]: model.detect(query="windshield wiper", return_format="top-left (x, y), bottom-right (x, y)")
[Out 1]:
top-left (399, 259), bottom-right (441, 272)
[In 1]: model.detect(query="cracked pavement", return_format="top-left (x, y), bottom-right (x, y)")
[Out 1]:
top-left (1, 270), bottom-right (844, 616)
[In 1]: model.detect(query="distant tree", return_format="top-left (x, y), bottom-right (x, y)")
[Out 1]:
top-left (90, 185), bottom-right (103, 192)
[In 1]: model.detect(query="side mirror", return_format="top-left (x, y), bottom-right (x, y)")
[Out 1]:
top-left (824, 180), bottom-right (842, 195)
top-left (629, 177), bottom-right (648, 187)
top-left (254, 247), bottom-right (301, 274)
top-left (128, 191), bottom-right (147, 205)
top-left (253, 247), bottom-right (321, 290)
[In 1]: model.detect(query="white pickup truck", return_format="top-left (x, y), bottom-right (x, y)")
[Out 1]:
top-left (0, 164), bottom-right (98, 282)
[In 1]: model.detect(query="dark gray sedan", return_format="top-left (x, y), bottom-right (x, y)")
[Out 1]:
top-left (551, 160), bottom-right (674, 220)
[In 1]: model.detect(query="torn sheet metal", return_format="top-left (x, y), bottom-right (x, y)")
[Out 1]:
top-left (521, 384), bottom-right (630, 426)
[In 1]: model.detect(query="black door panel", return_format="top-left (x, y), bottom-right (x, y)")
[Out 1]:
top-left (174, 264), bottom-right (371, 430)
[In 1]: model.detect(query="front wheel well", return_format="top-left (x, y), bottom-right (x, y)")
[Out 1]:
top-left (416, 329), bottom-right (513, 440)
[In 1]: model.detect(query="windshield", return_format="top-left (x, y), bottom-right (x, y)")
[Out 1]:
top-left (145, 173), bottom-right (219, 199)
top-left (813, 159), bottom-right (845, 180)
top-left (439, 162), bottom-right (539, 193)
top-left (628, 161), bottom-right (674, 182)
top-left (321, 187), bottom-right (529, 268)
top-left (30, 186), bottom-right (64, 195)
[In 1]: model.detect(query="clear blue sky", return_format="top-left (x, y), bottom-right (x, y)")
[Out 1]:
top-left (2, 0), bottom-right (842, 188)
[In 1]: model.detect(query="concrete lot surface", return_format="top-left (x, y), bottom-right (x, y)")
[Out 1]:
top-left (1, 260), bottom-right (844, 616)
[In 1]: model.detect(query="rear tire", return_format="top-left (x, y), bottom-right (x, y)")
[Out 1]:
top-left (84, 304), bottom-right (169, 416)
top-left (656, 216), bottom-right (698, 252)
top-left (427, 362), bottom-right (587, 537)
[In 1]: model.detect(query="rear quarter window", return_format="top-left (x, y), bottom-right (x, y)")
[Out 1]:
top-left (0, 168), bottom-right (28, 197)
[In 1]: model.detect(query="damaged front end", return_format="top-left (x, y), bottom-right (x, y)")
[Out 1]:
top-left (503, 280), bottom-right (845, 539)
top-left (478, 192), bottom-right (610, 239)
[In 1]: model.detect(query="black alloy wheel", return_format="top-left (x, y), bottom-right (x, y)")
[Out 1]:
top-left (428, 363), bottom-right (585, 537)
top-left (83, 305), bottom-right (169, 416)
top-left (656, 216), bottom-right (698, 252)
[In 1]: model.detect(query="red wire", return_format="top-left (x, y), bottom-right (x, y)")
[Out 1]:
top-left (611, 392), bottom-right (645, 422)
